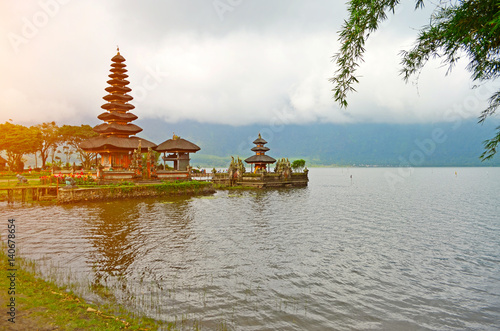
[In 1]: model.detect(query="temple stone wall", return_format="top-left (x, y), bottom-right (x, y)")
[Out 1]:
top-left (57, 183), bottom-right (215, 203)
top-left (101, 171), bottom-right (136, 181)
top-left (156, 171), bottom-right (190, 180)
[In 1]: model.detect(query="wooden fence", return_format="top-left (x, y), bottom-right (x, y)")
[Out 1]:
top-left (1, 186), bottom-right (58, 204)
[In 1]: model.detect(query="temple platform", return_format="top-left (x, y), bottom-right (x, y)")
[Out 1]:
top-left (213, 172), bottom-right (308, 188)
top-left (156, 170), bottom-right (190, 181)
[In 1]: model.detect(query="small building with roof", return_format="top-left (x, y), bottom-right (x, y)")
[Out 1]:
top-left (244, 133), bottom-right (276, 173)
top-left (155, 134), bottom-right (200, 171)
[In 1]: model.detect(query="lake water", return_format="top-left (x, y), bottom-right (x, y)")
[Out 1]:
top-left (1, 168), bottom-right (499, 330)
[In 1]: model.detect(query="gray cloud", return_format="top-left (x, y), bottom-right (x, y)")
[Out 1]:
top-left (0, 0), bottom-right (490, 126)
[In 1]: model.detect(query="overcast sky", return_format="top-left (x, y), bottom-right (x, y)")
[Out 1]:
top-left (0, 0), bottom-right (496, 127)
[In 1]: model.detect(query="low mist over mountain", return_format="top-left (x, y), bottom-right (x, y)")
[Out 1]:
top-left (135, 118), bottom-right (500, 167)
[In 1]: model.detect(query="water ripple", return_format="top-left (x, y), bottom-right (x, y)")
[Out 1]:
top-left (1, 167), bottom-right (499, 330)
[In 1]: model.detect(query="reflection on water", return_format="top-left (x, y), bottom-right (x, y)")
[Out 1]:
top-left (1, 168), bottom-right (500, 330)
top-left (83, 198), bottom-right (196, 283)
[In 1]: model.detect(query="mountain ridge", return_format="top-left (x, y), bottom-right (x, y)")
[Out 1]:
top-left (133, 118), bottom-right (500, 167)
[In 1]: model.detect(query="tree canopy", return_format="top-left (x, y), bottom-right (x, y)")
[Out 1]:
top-left (34, 121), bottom-right (62, 168)
top-left (0, 122), bottom-right (100, 171)
top-left (0, 122), bottom-right (41, 172)
top-left (59, 124), bottom-right (99, 169)
top-left (331, 0), bottom-right (500, 160)
top-left (291, 159), bottom-right (306, 172)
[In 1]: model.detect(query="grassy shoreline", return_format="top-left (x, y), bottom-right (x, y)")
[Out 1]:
top-left (0, 243), bottom-right (169, 330)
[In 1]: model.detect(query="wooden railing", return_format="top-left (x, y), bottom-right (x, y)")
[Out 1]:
top-left (1, 186), bottom-right (59, 204)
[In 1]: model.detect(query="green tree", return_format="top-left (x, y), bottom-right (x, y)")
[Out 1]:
top-left (35, 121), bottom-right (62, 168)
top-left (0, 122), bottom-right (41, 172)
top-left (331, 0), bottom-right (500, 160)
top-left (291, 159), bottom-right (306, 172)
top-left (58, 124), bottom-right (99, 169)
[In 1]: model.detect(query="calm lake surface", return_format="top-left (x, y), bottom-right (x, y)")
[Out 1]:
top-left (1, 167), bottom-right (500, 330)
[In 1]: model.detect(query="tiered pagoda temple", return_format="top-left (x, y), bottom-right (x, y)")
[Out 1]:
top-left (214, 133), bottom-right (307, 187)
top-left (80, 49), bottom-right (156, 170)
top-left (244, 133), bottom-right (276, 173)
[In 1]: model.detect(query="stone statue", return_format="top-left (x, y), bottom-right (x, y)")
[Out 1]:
top-left (228, 156), bottom-right (246, 179)
top-left (147, 147), bottom-right (152, 178)
top-left (147, 147), bottom-right (157, 178)
top-left (132, 144), bottom-right (143, 178)
top-left (274, 158), bottom-right (291, 179)
top-left (136, 149), bottom-right (141, 169)
top-left (131, 149), bottom-right (137, 171)
top-left (151, 161), bottom-right (157, 178)
top-left (228, 156), bottom-right (237, 179)
top-left (237, 157), bottom-right (245, 177)
top-left (62, 176), bottom-right (77, 189)
top-left (97, 164), bottom-right (104, 179)
top-left (229, 156), bottom-right (235, 176)
top-left (16, 174), bottom-right (28, 185)
top-left (275, 158), bottom-right (284, 173)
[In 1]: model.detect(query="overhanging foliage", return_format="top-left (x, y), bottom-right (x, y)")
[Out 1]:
top-left (331, 0), bottom-right (500, 160)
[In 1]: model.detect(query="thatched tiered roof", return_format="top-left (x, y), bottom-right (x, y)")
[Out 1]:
top-left (80, 50), bottom-right (155, 152)
top-left (244, 133), bottom-right (276, 165)
top-left (155, 135), bottom-right (200, 153)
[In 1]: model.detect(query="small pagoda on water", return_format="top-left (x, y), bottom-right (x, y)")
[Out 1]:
top-left (215, 133), bottom-right (308, 187)
top-left (244, 133), bottom-right (276, 173)
top-left (80, 48), bottom-right (156, 170)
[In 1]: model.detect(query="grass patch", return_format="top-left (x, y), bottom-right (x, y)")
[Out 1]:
top-left (153, 181), bottom-right (210, 193)
top-left (0, 243), bottom-right (169, 330)
top-left (0, 171), bottom-right (52, 179)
